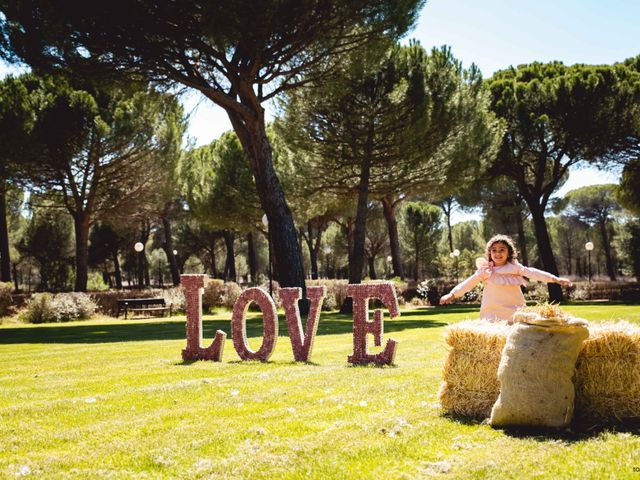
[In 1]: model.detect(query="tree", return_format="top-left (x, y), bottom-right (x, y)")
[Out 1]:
top-left (88, 222), bottom-right (128, 289)
top-left (0, 0), bottom-right (425, 297)
top-left (17, 208), bottom-right (74, 291)
top-left (618, 157), bottom-right (640, 215)
top-left (27, 79), bottom-right (184, 291)
top-left (278, 43), bottom-right (500, 285)
top-left (487, 60), bottom-right (640, 300)
top-left (180, 131), bottom-right (263, 282)
top-left (0, 74), bottom-right (41, 283)
top-left (565, 184), bottom-right (621, 280)
top-left (403, 202), bottom-right (442, 280)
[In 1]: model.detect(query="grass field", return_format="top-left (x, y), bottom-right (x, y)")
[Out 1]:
top-left (1, 303), bottom-right (639, 479)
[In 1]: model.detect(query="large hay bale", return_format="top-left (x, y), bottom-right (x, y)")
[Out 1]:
top-left (489, 322), bottom-right (588, 428)
top-left (439, 319), bottom-right (640, 425)
top-left (438, 320), bottom-right (508, 418)
top-left (575, 321), bottom-right (640, 422)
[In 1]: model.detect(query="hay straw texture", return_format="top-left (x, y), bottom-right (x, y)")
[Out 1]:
top-left (439, 319), bottom-right (640, 424)
top-left (575, 321), bottom-right (640, 422)
top-left (438, 320), bottom-right (508, 418)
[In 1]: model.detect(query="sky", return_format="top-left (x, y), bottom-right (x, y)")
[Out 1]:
top-left (2, 0), bottom-right (637, 217)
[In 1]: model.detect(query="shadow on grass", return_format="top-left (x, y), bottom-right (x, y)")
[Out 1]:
top-left (444, 413), bottom-right (640, 441)
top-left (0, 310), bottom-right (448, 345)
top-left (497, 420), bottom-right (640, 441)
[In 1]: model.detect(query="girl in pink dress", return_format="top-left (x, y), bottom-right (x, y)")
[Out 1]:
top-left (439, 235), bottom-right (571, 322)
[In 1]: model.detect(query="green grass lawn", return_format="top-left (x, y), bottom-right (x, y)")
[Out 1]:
top-left (1, 303), bottom-right (640, 479)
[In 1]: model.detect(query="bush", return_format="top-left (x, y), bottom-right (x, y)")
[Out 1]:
top-left (20, 292), bottom-right (97, 323)
top-left (203, 279), bottom-right (225, 311)
top-left (162, 287), bottom-right (185, 311)
top-left (0, 282), bottom-right (12, 317)
top-left (91, 289), bottom-right (166, 316)
top-left (416, 279), bottom-right (441, 306)
top-left (307, 279), bottom-right (348, 310)
top-left (525, 283), bottom-right (549, 303)
top-left (222, 282), bottom-right (243, 309)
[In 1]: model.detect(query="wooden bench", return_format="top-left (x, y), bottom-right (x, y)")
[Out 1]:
top-left (116, 298), bottom-right (173, 319)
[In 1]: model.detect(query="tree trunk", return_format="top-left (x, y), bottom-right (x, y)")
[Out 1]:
top-left (12, 262), bottom-right (19, 292)
top-left (381, 197), bottom-right (404, 279)
top-left (73, 212), bottom-right (91, 292)
top-left (228, 112), bottom-right (306, 294)
top-left (305, 222), bottom-right (319, 280)
top-left (0, 182), bottom-right (12, 282)
top-left (247, 232), bottom-right (256, 283)
top-left (161, 215), bottom-right (181, 286)
top-left (112, 249), bottom-right (122, 289)
top-left (223, 230), bottom-right (236, 282)
top-left (349, 150), bottom-right (372, 285)
top-left (368, 256), bottom-right (377, 279)
top-left (340, 131), bottom-right (373, 313)
top-left (599, 220), bottom-right (616, 281)
top-left (528, 203), bottom-right (563, 302)
top-left (209, 233), bottom-right (218, 278)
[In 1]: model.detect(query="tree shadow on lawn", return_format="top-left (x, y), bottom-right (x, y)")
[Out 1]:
top-left (0, 310), bottom-right (448, 345)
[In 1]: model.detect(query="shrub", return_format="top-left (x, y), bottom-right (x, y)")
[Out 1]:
top-left (0, 282), bottom-right (12, 317)
top-left (21, 293), bottom-right (58, 323)
top-left (203, 279), bottom-right (225, 311)
top-left (163, 287), bottom-right (185, 311)
top-left (416, 280), bottom-right (441, 306)
top-left (307, 279), bottom-right (349, 309)
top-left (525, 283), bottom-right (549, 303)
top-left (21, 292), bottom-right (97, 323)
top-left (222, 282), bottom-right (243, 309)
top-left (91, 289), bottom-right (166, 316)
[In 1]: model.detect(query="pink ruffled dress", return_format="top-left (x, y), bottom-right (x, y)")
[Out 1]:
top-left (449, 260), bottom-right (563, 322)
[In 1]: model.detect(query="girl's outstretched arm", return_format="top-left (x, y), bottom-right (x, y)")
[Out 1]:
top-left (515, 261), bottom-right (572, 286)
top-left (439, 267), bottom-right (487, 304)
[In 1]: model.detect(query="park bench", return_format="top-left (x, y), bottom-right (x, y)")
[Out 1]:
top-left (116, 297), bottom-right (172, 319)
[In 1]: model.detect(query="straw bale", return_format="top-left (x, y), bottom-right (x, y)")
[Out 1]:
top-left (439, 321), bottom-right (508, 418)
top-left (575, 321), bottom-right (640, 422)
top-left (439, 318), bottom-right (640, 424)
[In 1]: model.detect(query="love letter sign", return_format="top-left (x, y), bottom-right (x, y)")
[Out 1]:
top-left (180, 274), bottom-right (399, 365)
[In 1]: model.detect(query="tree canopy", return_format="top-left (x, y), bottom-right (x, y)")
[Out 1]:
top-left (487, 59), bottom-right (640, 300)
top-left (0, 0), bottom-right (426, 296)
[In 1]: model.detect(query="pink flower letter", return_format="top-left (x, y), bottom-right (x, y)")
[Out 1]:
top-left (181, 274), bottom-right (226, 361)
top-left (347, 282), bottom-right (399, 365)
top-left (231, 287), bottom-right (278, 361)
top-left (280, 286), bottom-right (326, 362)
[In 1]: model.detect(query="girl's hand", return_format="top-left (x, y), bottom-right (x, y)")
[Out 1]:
top-left (439, 293), bottom-right (455, 305)
top-left (557, 277), bottom-right (572, 287)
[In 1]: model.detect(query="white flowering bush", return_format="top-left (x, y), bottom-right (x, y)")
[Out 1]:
top-left (21, 292), bottom-right (97, 323)
top-left (222, 281), bottom-right (244, 309)
top-left (162, 287), bottom-right (185, 311)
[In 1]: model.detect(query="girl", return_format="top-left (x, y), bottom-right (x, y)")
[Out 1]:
top-left (439, 234), bottom-right (571, 322)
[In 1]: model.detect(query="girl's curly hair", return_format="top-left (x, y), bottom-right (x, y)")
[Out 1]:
top-left (485, 234), bottom-right (518, 263)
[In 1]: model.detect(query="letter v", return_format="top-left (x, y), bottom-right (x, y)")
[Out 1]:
top-left (280, 286), bottom-right (326, 362)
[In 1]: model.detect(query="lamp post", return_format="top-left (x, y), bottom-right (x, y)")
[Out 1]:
top-left (386, 255), bottom-right (393, 278)
top-left (450, 249), bottom-right (460, 284)
top-left (585, 241), bottom-right (594, 284)
top-left (262, 214), bottom-right (272, 297)
top-left (134, 242), bottom-right (144, 288)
